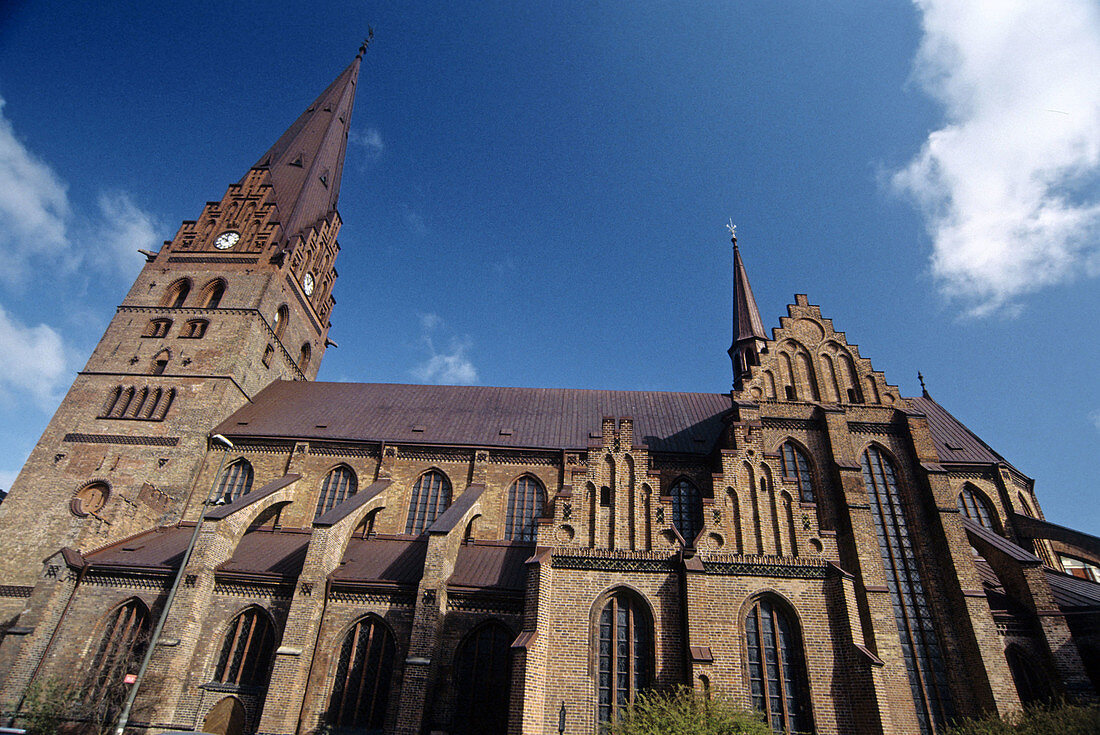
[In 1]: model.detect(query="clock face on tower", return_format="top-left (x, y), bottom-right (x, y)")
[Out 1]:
top-left (302, 272), bottom-right (315, 296)
top-left (213, 231), bottom-right (240, 250)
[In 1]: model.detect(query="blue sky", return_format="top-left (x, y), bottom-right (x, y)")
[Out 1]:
top-left (0, 1), bottom-right (1098, 535)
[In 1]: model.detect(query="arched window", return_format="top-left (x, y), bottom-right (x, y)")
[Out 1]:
top-left (452, 622), bottom-right (512, 735)
top-left (200, 279), bottom-right (226, 309)
top-left (328, 616), bottom-right (396, 733)
top-left (957, 485), bottom-right (996, 530)
top-left (89, 598), bottom-right (150, 700)
top-left (744, 597), bottom-right (812, 734)
top-left (299, 342), bottom-right (312, 371)
top-left (152, 352), bottom-right (170, 376)
top-left (504, 476), bottom-right (545, 543)
top-left (670, 478), bottom-right (703, 545)
top-left (862, 446), bottom-right (952, 733)
top-left (273, 305), bottom-right (289, 340)
top-left (214, 607), bottom-right (277, 687)
top-left (315, 465), bottom-right (357, 519)
top-left (164, 279), bottom-right (190, 308)
top-left (183, 319), bottom-right (209, 338)
top-left (780, 442), bottom-right (815, 503)
top-left (145, 318), bottom-right (172, 338)
top-left (218, 459), bottom-right (255, 504)
top-left (596, 590), bottom-right (653, 724)
top-left (405, 470), bottom-right (451, 535)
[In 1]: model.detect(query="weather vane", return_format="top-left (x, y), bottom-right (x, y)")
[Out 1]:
top-left (726, 218), bottom-right (737, 244)
top-left (358, 27), bottom-right (375, 57)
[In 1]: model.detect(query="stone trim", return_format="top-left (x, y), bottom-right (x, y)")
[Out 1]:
top-left (63, 433), bottom-right (180, 446)
top-left (762, 417), bottom-right (817, 431)
top-left (0, 585), bottom-right (33, 598)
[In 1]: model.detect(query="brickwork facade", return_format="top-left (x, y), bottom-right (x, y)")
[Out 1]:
top-left (1, 55), bottom-right (1099, 735)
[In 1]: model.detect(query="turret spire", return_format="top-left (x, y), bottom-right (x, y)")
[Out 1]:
top-left (727, 222), bottom-right (767, 390)
top-left (249, 51), bottom-right (362, 250)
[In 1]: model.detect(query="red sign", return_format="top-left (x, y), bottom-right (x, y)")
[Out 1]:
top-left (124, 674), bottom-right (137, 684)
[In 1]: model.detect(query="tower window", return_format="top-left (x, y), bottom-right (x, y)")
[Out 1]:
top-left (213, 607), bottom-right (277, 687)
top-left (217, 459), bottom-right (255, 504)
top-left (152, 357), bottom-right (169, 376)
top-left (744, 596), bottom-right (812, 733)
top-left (200, 279), bottom-right (226, 309)
top-left (670, 478), bottom-right (703, 545)
top-left (182, 319), bottom-right (208, 339)
top-left (405, 470), bottom-right (451, 535)
top-left (504, 475), bottom-right (545, 543)
top-left (164, 279), bottom-right (191, 308)
top-left (596, 590), bottom-right (653, 724)
top-left (273, 305), bottom-right (289, 340)
top-left (299, 342), bottom-right (312, 372)
top-left (144, 319), bottom-right (172, 338)
top-left (315, 465), bottom-right (357, 519)
top-left (262, 345), bottom-right (274, 367)
top-left (780, 442), bottom-right (816, 503)
top-left (784, 385), bottom-right (797, 400)
top-left (327, 616), bottom-right (395, 732)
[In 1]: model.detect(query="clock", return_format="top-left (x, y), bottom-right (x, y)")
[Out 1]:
top-left (302, 272), bottom-right (315, 296)
top-left (213, 231), bottom-right (240, 250)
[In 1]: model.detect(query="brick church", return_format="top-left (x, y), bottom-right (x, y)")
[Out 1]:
top-left (0, 50), bottom-right (1098, 735)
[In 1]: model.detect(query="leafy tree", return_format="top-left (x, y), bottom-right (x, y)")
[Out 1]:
top-left (946, 701), bottom-right (1100, 735)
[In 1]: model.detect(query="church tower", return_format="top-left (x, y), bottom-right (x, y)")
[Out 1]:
top-left (0, 53), bottom-right (362, 592)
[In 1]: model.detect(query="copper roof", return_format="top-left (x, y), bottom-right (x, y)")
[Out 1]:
top-left (331, 536), bottom-right (427, 586)
top-left (909, 396), bottom-right (1013, 468)
top-left (218, 381), bottom-right (732, 454)
top-left (217, 529), bottom-right (310, 579)
top-left (449, 542), bottom-right (531, 591)
top-left (85, 525), bottom-right (192, 570)
top-left (1044, 569), bottom-right (1100, 610)
top-left (249, 55), bottom-right (360, 246)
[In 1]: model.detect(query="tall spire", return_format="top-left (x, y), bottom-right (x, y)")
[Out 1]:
top-left (249, 52), bottom-right (362, 249)
top-left (727, 223), bottom-right (767, 390)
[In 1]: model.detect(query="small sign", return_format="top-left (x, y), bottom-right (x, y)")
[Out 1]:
top-left (124, 674), bottom-right (137, 685)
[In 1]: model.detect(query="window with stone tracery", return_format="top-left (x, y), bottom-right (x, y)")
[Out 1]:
top-left (315, 465), bottom-right (357, 519)
top-left (670, 477), bottom-right (703, 545)
top-left (213, 606), bottom-right (277, 687)
top-left (504, 475), bottom-right (544, 543)
top-left (780, 442), bottom-right (815, 503)
top-left (405, 470), bottom-right (451, 535)
top-left (217, 459), bottom-right (255, 504)
top-left (327, 615), bottom-right (395, 733)
top-left (744, 596), bottom-right (812, 734)
top-left (596, 590), bottom-right (653, 725)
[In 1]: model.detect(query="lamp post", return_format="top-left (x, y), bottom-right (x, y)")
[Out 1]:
top-left (113, 434), bottom-right (234, 735)
top-left (558, 701), bottom-right (566, 735)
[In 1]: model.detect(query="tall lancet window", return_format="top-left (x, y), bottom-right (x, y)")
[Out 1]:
top-left (315, 465), bottom-right (357, 519)
top-left (862, 446), bottom-right (952, 734)
top-left (744, 596), bottom-right (812, 733)
top-left (596, 590), bottom-right (653, 724)
top-left (405, 470), bottom-right (452, 535)
top-left (670, 478), bottom-right (703, 544)
top-left (504, 475), bottom-right (545, 543)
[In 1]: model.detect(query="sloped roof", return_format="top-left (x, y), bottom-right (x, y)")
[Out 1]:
top-left (331, 536), bottom-right (428, 586)
top-left (85, 525), bottom-right (191, 570)
top-left (217, 381), bottom-right (732, 454)
top-left (217, 529), bottom-right (310, 579)
top-left (249, 55), bottom-right (360, 246)
top-left (449, 542), bottom-right (531, 591)
top-left (732, 244), bottom-right (767, 345)
top-left (1044, 569), bottom-right (1100, 611)
top-left (909, 395), bottom-right (1012, 468)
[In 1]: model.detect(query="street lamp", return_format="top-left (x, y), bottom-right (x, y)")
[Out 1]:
top-left (558, 701), bottom-right (566, 735)
top-left (113, 434), bottom-right (234, 735)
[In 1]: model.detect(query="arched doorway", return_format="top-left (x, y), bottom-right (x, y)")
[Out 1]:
top-left (202, 696), bottom-right (246, 735)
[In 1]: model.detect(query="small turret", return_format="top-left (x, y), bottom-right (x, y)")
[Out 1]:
top-left (727, 222), bottom-right (768, 390)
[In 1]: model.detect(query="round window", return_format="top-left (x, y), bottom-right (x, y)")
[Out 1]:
top-left (71, 482), bottom-right (109, 517)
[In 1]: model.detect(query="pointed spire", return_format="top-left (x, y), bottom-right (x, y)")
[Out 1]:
top-left (249, 51), bottom-right (362, 247)
top-left (726, 223), bottom-right (768, 389)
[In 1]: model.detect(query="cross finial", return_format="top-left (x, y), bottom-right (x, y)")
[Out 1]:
top-left (726, 218), bottom-right (737, 245)
top-left (917, 371), bottom-right (928, 397)
top-left (358, 27), bottom-right (375, 58)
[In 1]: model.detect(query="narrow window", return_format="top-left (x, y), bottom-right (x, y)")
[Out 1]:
top-left (273, 305), bottom-right (289, 340)
top-left (164, 279), bottom-right (190, 308)
top-left (957, 486), bottom-right (995, 530)
top-left (201, 280), bottom-right (225, 309)
top-left (315, 465), bottom-right (358, 519)
top-left (744, 597), bottom-right (812, 733)
top-left (505, 476), bottom-right (545, 543)
top-left (152, 358), bottom-right (168, 376)
top-left (862, 446), bottom-right (952, 734)
top-left (214, 607), bottom-right (277, 687)
top-left (784, 384), bottom-right (797, 400)
top-left (452, 622), bottom-right (512, 735)
top-left (599, 485), bottom-right (611, 507)
top-left (780, 443), bottom-right (815, 503)
top-left (670, 478), bottom-right (703, 545)
top-left (218, 459), bottom-right (255, 504)
top-left (405, 470), bottom-right (451, 535)
top-left (597, 591), bottom-right (652, 724)
top-left (299, 342), bottom-right (312, 371)
top-left (89, 599), bottom-right (149, 701)
top-left (101, 386), bottom-right (123, 417)
top-left (328, 616), bottom-right (395, 732)
top-left (262, 344), bottom-right (274, 367)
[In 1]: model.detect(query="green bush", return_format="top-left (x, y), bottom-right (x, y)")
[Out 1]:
top-left (946, 701), bottom-right (1100, 735)
top-left (603, 687), bottom-right (772, 735)
top-left (19, 677), bottom-right (79, 735)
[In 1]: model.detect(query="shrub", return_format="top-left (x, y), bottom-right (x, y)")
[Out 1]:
top-left (603, 687), bottom-right (772, 735)
top-left (19, 677), bottom-right (79, 735)
top-left (946, 701), bottom-right (1100, 735)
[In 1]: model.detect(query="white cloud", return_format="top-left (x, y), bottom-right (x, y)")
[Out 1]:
top-left (410, 314), bottom-right (478, 385)
top-left (90, 192), bottom-right (162, 279)
top-left (0, 304), bottom-right (70, 409)
top-left (894, 0), bottom-right (1100, 316)
top-left (1090, 409), bottom-right (1100, 432)
top-left (350, 127), bottom-right (384, 159)
top-left (0, 96), bottom-right (71, 286)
